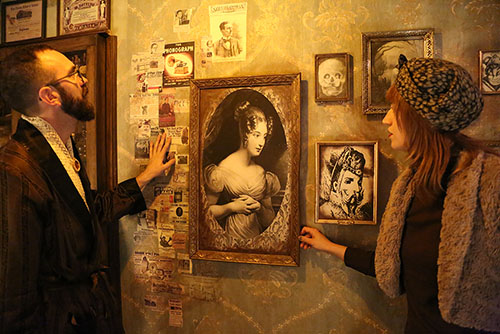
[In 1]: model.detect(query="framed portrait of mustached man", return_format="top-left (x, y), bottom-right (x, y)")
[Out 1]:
top-left (315, 53), bottom-right (353, 103)
top-left (189, 74), bottom-right (301, 266)
top-left (316, 141), bottom-right (378, 225)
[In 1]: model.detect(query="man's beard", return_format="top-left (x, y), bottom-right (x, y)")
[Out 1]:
top-left (59, 85), bottom-right (95, 121)
top-left (340, 191), bottom-right (362, 215)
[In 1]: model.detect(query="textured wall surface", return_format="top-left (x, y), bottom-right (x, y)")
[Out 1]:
top-left (113, 1), bottom-right (500, 333)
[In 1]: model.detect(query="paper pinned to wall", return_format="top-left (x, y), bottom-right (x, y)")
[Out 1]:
top-left (168, 298), bottom-right (183, 327)
top-left (163, 42), bottom-right (194, 87)
top-left (209, 2), bottom-right (247, 62)
top-left (173, 8), bottom-right (194, 32)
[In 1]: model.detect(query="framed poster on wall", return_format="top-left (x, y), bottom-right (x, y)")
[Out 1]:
top-left (189, 73), bottom-right (301, 266)
top-left (1, 0), bottom-right (46, 44)
top-left (57, 0), bottom-right (110, 36)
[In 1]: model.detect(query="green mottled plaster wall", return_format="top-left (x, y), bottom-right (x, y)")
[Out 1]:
top-left (112, 1), bottom-right (499, 333)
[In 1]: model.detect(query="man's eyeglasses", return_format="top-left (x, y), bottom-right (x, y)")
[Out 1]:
top-left (45, 65), bottom-right (86, 87)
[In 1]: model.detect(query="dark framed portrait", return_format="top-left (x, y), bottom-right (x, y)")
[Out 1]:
top-left (57, 0), bottom-right (110, 36)
top-left (479, 50), bottom-right (500, 94)
top-left (189, 74), bottom-right (301, 266)
top-left (316, 141), bottom-right (378, 225)
top-left (362, 29), bottom-right (434, 114)
top-left (1, 0), bottom-right (46, 44)
top-left (315, 53), bottom-right (352, 103)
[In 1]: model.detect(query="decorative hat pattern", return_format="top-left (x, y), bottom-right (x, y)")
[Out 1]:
top-left (395, 55), bottom-right (483, 132)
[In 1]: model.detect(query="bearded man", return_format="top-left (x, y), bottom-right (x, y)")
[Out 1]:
top-left (0, 45), bottom-right (174, 333)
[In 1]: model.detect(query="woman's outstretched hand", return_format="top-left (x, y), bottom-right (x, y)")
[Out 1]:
top-left (299, 226), bottom-right (347, 261)
top-left (136, 133), bottom-right (176, 190)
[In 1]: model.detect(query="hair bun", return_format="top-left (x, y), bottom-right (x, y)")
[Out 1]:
top-left (234, 100), bottom-right (251, 122)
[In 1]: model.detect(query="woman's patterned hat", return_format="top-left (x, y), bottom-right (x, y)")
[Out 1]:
top-left (395, 55), bottom-right (483, 132)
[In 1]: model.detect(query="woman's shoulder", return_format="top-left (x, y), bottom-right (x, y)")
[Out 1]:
top-left (480, 151), bottom-right (500, 186)
top-left (264, 170), bottom-right (281, 196)
top-left (482, 150), bottom-right (500, 166)
top-left (204, 164), bottom-right (226, 192)
top-left (218, 153), bottom-right (241, 169)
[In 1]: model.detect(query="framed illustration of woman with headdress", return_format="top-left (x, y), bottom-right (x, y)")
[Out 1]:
top-left (189, 74), bottom-right (301, 266)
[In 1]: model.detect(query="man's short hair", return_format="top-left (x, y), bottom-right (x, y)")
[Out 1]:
top-left (330, 146), bottom-right (365, 193)
top-left (0, 44), bottom-right (54, 115)
top-left (219, 21), bottom-right (229, 31)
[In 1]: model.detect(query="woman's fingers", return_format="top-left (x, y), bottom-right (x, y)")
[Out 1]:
top-left (300, 226), bottom-right (317, 236)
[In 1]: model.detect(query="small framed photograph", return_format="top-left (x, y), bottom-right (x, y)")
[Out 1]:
top-left (315, 53), bottom-right (353, 103)
top-left (1, 0), bottom-right (46, 44)
top-left (189, 73), bottom-right (301, 266)
top-left (57, 0), bottom-right (110, 36)
top-left (316, 141), bottom-right (378, 225)
top-left (479, 50), bottom-right (500, 94)
top-left (362, 29), bottom-right (434, 114)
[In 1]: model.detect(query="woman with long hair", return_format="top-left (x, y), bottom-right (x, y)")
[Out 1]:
top-left (300, 56), bottom-right (499, 333)
top-left (205, 101), bottom-right (280, 240)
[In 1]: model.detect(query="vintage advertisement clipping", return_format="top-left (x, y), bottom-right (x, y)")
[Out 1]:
top-left (59, 0), bottom-right (109, 35)
top-left (3, 0), bottom-right (45, 43)
top-left (209, 2), bottom-right (247, 62)
top-left (163, 41), bottom-right (194, 87)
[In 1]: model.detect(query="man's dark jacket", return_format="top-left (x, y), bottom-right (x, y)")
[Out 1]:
top-left (0, 119), bottom-right (146, 333)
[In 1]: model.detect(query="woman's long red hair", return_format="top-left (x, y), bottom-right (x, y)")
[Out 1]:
top-left (386, 85), bottom-right (488, 195)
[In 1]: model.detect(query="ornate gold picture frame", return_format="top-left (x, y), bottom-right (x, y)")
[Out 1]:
top-left (189, 74), bottom-right (301, 266)
top-left (362, 28), bottom-right (434, 114)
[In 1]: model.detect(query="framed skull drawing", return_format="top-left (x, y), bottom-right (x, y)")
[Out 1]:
top-left (315, 53), bottom-right (353, 103)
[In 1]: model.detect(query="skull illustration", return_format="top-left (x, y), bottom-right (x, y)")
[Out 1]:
top-left (318, 58), bottom-right (346, 97)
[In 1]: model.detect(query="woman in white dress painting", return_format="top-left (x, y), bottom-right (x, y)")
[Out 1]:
top-left (204, 101), bottom-right (281, 240)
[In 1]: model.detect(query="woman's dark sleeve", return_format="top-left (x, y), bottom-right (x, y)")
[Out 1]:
top-left (344, 247), bottom-right (376, 277)
top-left (92, 178), bottom-right (147, 224)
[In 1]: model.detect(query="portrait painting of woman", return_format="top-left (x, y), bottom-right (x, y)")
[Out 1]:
top-left (204, 100), bottom-right (281, 240)
top-left (189, 74), bottom-right (300, 265)
top-left (202, 89), bottom-right (287, 240)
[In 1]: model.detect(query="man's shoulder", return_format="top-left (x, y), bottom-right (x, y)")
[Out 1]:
top-left (0, 139), bottom-right (44, 179)
top-left (1, 139), bottom-right (28, 163)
